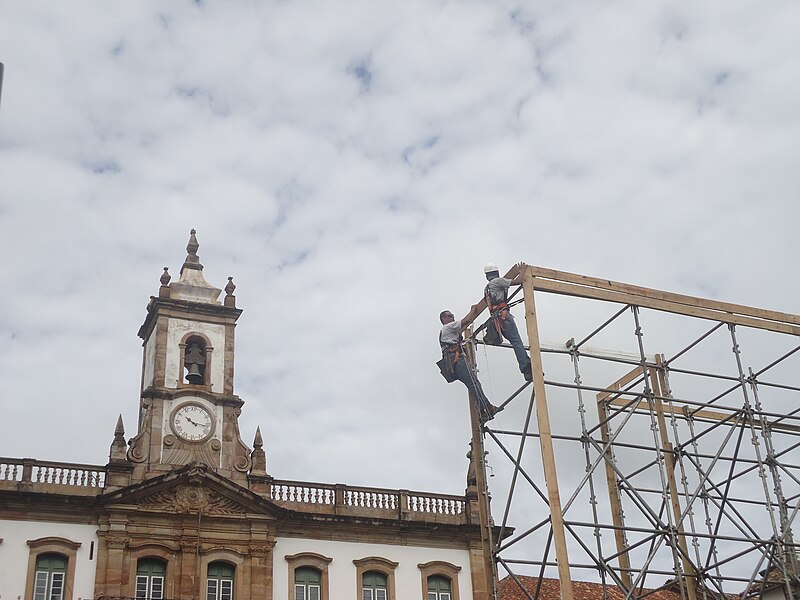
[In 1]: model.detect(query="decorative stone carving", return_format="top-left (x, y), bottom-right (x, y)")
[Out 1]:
top-left (249, 542), bottom-right (276, 555)
top-left (105, 534), bottom-right (129, 549)
top-left (139, 485), bottom-right (247, 515)
top-left (180, 540), bottom-right (200, 552)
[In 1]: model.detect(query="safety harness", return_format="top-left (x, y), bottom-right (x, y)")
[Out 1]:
top-left (485, 285), bottom-right (509, 339)
top-left (438, 330), bottom-right (462, 383)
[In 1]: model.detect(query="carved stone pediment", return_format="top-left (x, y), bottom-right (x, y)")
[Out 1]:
top-left (138, 484), bottom-right (247, 515)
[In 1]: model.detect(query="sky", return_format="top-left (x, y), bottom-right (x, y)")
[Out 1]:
top-left (1, 0), bottom-right (799, 556)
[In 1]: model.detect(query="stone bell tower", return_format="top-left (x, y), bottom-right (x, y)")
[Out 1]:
top-left (125, 230), bottom-right (254, 484)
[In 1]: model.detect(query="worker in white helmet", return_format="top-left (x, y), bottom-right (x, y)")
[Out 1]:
top-left (438, 307), bottom-right (500, 422)
top-left (483, 262), bottom-right (533, 381)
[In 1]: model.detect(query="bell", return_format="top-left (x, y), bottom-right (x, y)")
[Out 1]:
top-left (186, 363), bottom-right (203, 384)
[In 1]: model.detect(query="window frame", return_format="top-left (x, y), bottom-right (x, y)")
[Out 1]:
top-left (136, 557), bottom-right (167, 600)
top-left (200, 548), bottom-right (246, 600)
top-left (25, 537), bottom-right (81, 600)
top-left (206, 560), bottom-right (236, 600)
top-left (285, 552), bottom-right (332, 600)
top-left (33, 553), bottom-right (67, 600)
top-left (417, 561), bottom-right (461, 600)
top-left (353, 556), bottom-right (398, 600)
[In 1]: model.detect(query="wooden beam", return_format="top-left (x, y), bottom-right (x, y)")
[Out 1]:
top-left (604, 396), bottom-right (800, 434)
top-left (528, 277), bottom-right (800, 336)
top-left (526, 265), bottom-right (800, 327)
top-left (596, 394), bottom-right (633, 589)
top-left (522, 267), bottom-right (574, 600)
top-left (464, 333), bottom-right (498, 600)
top-left (649, 364), bottom-right (698, 600)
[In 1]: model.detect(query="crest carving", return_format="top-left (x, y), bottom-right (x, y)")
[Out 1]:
top-left (139, 484), bottom-right (247, 515)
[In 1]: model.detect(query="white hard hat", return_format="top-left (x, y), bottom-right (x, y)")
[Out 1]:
top-left (484, 263), bottom-right (499, 274)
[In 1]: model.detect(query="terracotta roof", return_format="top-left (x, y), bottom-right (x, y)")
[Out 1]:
top-left (498, 575), bottom-right (688, 600)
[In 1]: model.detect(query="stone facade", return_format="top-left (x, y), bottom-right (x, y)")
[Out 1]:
top-left (0, 232), bottom-right (491, 600)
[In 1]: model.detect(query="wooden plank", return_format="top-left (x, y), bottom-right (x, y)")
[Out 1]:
top-left (604, 396), bottom-right (800, 434)
top-left (596, 365), bottom-right (646, 403)
top-left (649, 365), bottom-right (698, 600)
top-left (529, 277), bottom-right (800, 336)
top-left (522, 267), bottom-right (574, 600)
top-left (527, 265), bottom-right (800, 327)
top-left (463, 335), bottom-right (498, 600)
top-left (596, 395), bottom-right (633, 589)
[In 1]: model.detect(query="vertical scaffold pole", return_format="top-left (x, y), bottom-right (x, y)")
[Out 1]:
top-left (521, 267), bottom-right (574, 600)
top-left (464, 331), bottom-right (498, 600)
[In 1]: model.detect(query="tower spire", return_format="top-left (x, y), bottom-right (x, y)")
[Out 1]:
top-left (180, 228), bottom-right (202, 274)
top-left (168, 229), bottom-right (222, 304)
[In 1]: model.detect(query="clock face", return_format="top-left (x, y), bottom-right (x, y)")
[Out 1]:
top-left (171, 403), bottom-right (214, 442)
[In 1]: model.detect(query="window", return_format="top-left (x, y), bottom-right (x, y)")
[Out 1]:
top-left (285, 552), bottom-right (332, 600)
top-left (354, 556), bottom-right (397, 600)
top-left (33, 553), bottom-right (67, 600)
top-left (427, 575), bottom-right (451, 600)
top-left (362, 571), bottom-right (388, 600)
top-left (294, 567), bottom-right (321, 600)
top-left (25, 537), bottom-right (80, 600)
top-left (136, 558), bottom-right (166, 599)
top-left (183, 335), bottom-right (208, 384)
top-left (417, 561), bottom-right (461, 600)
top-left (207, 562), bottom-right (235, 600)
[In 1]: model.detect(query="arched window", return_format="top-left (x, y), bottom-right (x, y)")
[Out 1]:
top-left (207, 561), bottom-right (235, 600)
top-left (427, 575), bottom-right (452, 600)
top-left (184, 335), bottom-right (208, 384)
top-left (33, 553), bottom-right (67, 600)
top-left (294, 566), bottom-right (321, 600)
top-left (362, 570), bottom-right (387, 600)
top-left (136, 558), bottom-right (166, 599)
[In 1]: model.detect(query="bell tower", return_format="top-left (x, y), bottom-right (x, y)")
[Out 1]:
top-left (127, 230), bottom-right (253, 484)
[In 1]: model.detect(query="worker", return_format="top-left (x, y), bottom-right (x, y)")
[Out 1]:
top-left (484, 262), bottom-right (533, 381)
top-left (439, 307), bottom-right (500, 422)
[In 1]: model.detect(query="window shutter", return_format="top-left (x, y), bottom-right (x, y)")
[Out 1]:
top-left (34, 572), bottom-right (49, 600)
top-left (220, 579), bottom-right (233, 600)
top-left (49, 573), bottom-right (65, 600)
top-left (207, 578), bottom-right (219, 600)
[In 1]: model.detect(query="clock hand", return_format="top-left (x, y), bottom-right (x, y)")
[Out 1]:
top-left (186, 417), bottom-right (202, 427)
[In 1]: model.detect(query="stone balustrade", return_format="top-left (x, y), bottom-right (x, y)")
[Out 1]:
top-left (0, 457), bottom-right (469, 524)
top-left (270, 479), bottom-right (467, 524)
top-left (0, 457), bottom-right (106, 496)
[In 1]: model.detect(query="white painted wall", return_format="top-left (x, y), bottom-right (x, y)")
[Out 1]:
top-left (274, 537), bottom-right (473, 600)
top-left (0, 519), bottom-right (98, 599)
top-left (165, 319), bottom-right (225, 391)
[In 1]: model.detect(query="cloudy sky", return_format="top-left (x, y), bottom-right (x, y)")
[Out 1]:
top-left (1, 0), bottom-right (799, 528)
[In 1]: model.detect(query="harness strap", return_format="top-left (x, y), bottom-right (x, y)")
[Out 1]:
top-left (443, 343), bottom-right (461, 365)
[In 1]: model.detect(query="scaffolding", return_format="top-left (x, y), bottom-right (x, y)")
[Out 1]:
top-left (463, 265), bottom-right (800, 600)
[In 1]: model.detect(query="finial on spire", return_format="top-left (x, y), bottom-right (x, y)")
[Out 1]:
top-left (159, 267), bottom-right (172, 298)
top-left (224, 276), bottom-right (237, 307)
top-left (115, 414), bottom-right (125, 437)
top-left (109, 415), bottom-right (128, 463)
top-left (250, 427), bottom-right (267, 476)
top-left (181, 229), bottom-right (202, 274)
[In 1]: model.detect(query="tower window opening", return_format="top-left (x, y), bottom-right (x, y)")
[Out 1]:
top-left (184, 336), bottom-right (207, 385)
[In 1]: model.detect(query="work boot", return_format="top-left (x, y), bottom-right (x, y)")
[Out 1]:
top-left (523, 367), bottom-right (533, 382)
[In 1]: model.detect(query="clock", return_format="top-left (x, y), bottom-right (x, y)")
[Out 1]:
top-left (171, 402), bottom-right (214, 442)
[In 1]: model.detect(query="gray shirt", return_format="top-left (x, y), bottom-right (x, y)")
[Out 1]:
top-left (439, 321), bottom-right (462, 347)
top-left (485, 277), bottom-right (512, 304)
